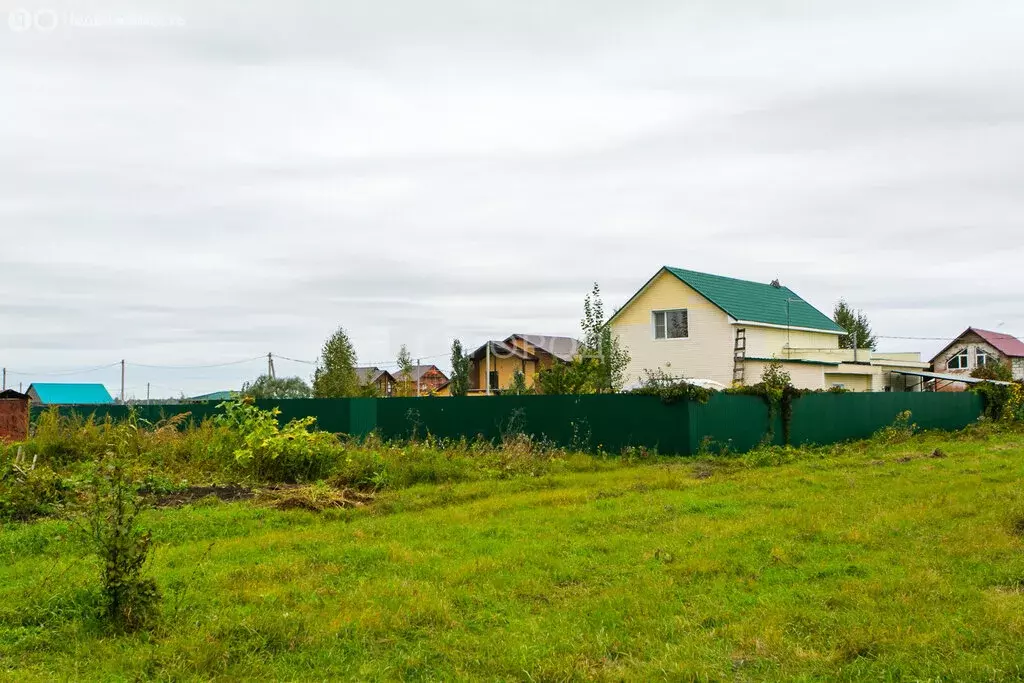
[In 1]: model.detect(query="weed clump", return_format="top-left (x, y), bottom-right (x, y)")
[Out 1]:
top-left (873, 410), bottom-right (917, 445)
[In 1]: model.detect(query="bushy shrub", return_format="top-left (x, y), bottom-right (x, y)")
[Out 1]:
top-left (628, 369), bottom-right (715, 404)
top-left (87, 416), bottom-right (161, 631)
top-left (972, 382), bottom-right (1024, 421)
top-left (214, 400), bottom-right (340, 483)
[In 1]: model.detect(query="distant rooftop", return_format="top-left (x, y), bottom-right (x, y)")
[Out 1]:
top-left (189, 390), bottom-right (237, 402)
top-left (28, 383), bottom-right (114, 405)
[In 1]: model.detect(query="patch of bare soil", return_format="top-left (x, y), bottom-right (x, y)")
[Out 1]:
top-left (151, 485), bottom-right (254, 508)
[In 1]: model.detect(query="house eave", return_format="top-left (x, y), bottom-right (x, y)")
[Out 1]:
top-left (732, 320), bottom-right (845, 336)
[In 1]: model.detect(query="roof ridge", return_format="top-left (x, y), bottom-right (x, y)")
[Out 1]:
top-left (665, 265), bottom-right (784, 290)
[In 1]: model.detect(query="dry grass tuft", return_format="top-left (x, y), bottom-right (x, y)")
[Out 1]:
top-left (257, 482), bottom-right (374, 512)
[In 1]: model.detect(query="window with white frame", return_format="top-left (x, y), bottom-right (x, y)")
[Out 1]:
top-left (947, 348), bottom-right (969, 370)
top-left (976, 348), bottom-right (989, 367)
top-left (653, 309), bottom-right (688, 339)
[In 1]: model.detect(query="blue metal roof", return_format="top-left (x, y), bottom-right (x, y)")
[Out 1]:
top-left (28, 383), bottom-right (114, 405)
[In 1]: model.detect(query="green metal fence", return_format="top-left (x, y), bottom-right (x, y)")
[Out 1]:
top-left (30, 391), bottom-right (984, 456)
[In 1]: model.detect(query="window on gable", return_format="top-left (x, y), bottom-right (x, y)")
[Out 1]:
top-left (654, 309), bottom-right (688, 339)
top-left (947, 348), bottom-right (969, 370)
top-left (976, 348), bottom-right (989, 367)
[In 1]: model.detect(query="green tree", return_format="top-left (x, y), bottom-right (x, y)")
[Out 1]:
top-left (833, 300), bottom-right (877, 350)
top-left (534, 357), bottom-right (592, 395)
top-left (449, 339), bottom-right (471, 397)
top-left (312, 327), bottom-right (360, 398)
top-left (581, 282), bottom-right (631, 393)
top-left (506, 367), bottom-right (532, 395)
top-left (395, 345), bottom-right (415, 397)
top-left (241, 375), bottom-right (312, 399)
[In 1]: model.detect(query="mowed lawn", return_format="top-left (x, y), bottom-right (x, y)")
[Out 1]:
top-left (4, 429), bottom-right (1024, 680)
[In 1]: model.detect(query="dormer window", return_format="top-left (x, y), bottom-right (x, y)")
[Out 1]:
top-left (947, 348), bottom-right (969, 370)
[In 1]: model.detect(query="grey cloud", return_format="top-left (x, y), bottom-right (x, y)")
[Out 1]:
top-left (2, 0), bottom-right (1023, 396)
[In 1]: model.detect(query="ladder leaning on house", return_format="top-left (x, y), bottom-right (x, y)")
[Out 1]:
top-left (733, 328), bottom-right (746, 385)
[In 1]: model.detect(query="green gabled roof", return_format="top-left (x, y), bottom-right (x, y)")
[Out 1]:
top-left (189, 391), bottom-right (237, 402)
top-left (664, 267), bottom-right (844, 333)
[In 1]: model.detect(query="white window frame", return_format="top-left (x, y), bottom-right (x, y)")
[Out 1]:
top-left (652, 309), bottom-right (689, 340)
top-left (947, 348), bottom-right (969, 370)
top-left (976, 348), bottom-right (989, 367)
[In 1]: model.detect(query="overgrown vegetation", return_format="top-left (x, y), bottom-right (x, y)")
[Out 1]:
top-left (973, 380), bottom-right (1024, 421)
top-left (3, 423), bottom-right (1024, 678)
top-left (0, 402), bottom-right (631, 524)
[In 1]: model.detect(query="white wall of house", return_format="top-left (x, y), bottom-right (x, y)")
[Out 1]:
top-left (611, 270), bottom-right (736, 387)
top-left (743, 327), bottom-right (840, 358)
top-left (744, 359), bottom-right (827, 390)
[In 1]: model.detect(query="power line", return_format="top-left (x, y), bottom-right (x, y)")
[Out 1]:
top-left (275, 354), bottom-right (316, 365)
top-left (4, 362), bottom-right (121, 377)
top-left (128, 356), bottom-right (265, 370)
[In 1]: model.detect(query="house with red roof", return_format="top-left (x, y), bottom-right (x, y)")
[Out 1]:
top-left (929, 327), bottom-right (1024, 388)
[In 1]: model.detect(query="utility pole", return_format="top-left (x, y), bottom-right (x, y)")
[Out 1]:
top-left (267, 352), bottom-right (276, 378)
top-left (2, 367), bottom-right (5, 391)
top-left (853, 331), bottom-right (858, 363)
top-left (485, 343), bottom-right (491, 396)
top-left (146, 382), bottom-right (151, 403)
top-left (120, 359), bottom-right (126, 404)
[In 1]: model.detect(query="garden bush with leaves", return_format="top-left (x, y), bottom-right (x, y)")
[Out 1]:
top-left (972, 381), bottom-right (1024, 422)
top-left (628, 369), bottom-right (715, 404)
top-left (214, 399), bottom-right (340, 483)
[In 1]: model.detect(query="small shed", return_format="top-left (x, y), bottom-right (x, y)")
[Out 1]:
top-left (26, 383), bottom-right (115, 405)
top-left (0, 389), bottom-right (30, 442)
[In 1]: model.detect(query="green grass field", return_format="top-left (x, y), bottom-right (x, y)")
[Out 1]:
top-left (3, 427), bottom-right (1024, 681)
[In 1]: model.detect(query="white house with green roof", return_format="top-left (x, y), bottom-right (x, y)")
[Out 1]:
top-left (609, 267), bottom-right (928, 392)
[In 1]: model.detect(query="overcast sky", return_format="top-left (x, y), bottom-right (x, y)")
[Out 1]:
top-left (2, 0), bottom-right (1022, 398)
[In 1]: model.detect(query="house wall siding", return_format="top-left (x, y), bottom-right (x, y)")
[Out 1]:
top-left (823, 373), bottom-right (872, 392)
top-left (611, 270), bottom-right (736, 387)
top-left (744, 360), bottom-right (826, 390)
top-left (744, 327), bottom-right (840, 358)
